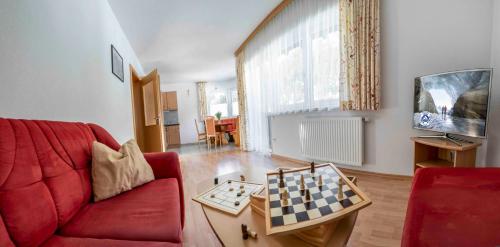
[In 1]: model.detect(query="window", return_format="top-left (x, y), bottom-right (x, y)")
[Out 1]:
top-left (207, 86), bottom-right (239, 117)
top-left (244, 0), bottom-right (340, 115)
top-left (311, 30), bottom-right (340, 103)
top-left (208, 90), bottom-right (228, 117)
top-left (243, 0), bottom-right (339, 152)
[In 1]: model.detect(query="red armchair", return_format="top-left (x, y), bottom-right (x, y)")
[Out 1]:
top-left (0, 119), bottom-right (184, 247)
top-left (402, 168), bottom-right (500, 247)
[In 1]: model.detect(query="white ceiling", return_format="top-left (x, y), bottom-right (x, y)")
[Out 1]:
top-left (108, 0), bottom-right (281, 84)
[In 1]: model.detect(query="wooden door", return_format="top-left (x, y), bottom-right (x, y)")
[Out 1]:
top-left (166, 91), bottom-right (178, 110)
top-left (130, 67), bottom-right (165, 152)
top-left (161, 92), bottom-right (169, 111)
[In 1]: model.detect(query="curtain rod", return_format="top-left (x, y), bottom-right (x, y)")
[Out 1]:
top-left (233, 0), bottom-right (292, 56)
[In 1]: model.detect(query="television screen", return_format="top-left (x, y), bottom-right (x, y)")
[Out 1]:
top-left (413, 69), bottom-right (492, 138)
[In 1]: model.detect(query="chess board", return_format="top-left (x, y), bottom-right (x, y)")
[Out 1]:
top-left (193, 180), bottom-right (264, 216)
top-left (264, 163), bottom-right (371, 235)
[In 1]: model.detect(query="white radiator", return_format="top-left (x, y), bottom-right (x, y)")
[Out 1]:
top-left (300, 117), bottom-right (364, 166)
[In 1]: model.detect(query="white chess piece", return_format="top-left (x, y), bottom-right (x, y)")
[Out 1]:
top-left (281, 190), bottom-right (289, 205)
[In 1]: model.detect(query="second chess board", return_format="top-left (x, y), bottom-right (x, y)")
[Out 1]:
top-left (193, 180), bottom-right (264, 216)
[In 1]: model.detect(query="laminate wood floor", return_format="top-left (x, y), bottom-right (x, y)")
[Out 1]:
top-left (179, 147), bottom-right (412, 247)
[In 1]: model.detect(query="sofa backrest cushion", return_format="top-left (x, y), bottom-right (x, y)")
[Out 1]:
top-left (0, 119), bottom-right (97, 246)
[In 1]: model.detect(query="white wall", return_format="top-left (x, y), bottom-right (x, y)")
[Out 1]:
top-left (487, 1), bottom-right (500, 167)
top-left (0, 0), bottom-right (144, 143)
top-left (161, 83), bottom-right (199, 144)
top-left (271, 0), bottom-right (494, 175)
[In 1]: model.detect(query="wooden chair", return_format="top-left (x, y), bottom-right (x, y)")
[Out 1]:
top-left (231, 116), bottom-right (240, 147)
top-left (194, 119), bottom-right (207, 147)
top-left (205, 117), bottom-right (221, 150)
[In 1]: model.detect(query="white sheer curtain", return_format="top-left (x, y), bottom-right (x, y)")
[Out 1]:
top-left (244, 0), bottom-right (340, 153)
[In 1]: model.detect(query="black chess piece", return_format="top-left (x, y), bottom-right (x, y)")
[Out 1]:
top-left (241, 224), bottom-right (249, 240)
top-left (214, 177), bottom-right (218, 185)
top-left (305, 189), bottom-right (311, 201)
top-left (310, 162), bottom-right (315, 173)
top-left (279, 179), bottom-right (285, 188)
top-left (278, 169), bottom-right (285, 188)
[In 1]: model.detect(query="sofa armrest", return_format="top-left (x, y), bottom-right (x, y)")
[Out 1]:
top-left (144, 152), bottom-right (185, 228)
top-left (402, 168), bottom-right (500, 247)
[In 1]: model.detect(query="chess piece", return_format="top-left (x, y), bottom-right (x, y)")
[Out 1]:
top-left (247, 227), bottom-right (257, 238)
top-left (281, 190), bottom-right (289, 205)
top-left (247, 228), bottom-right (258, 239)
top-left (229, 187), bottom-right (234, 192)
top-left (310, 162), bottom-right (315, 173)
top-left (279, 175), bottom-right (285, 188)
top-left (228, 180), bottom-right (232, 184)
top-left (279, 180), bottom-right (285, 188)
top-left (305, 189), bottom-right (311, 201)
top-left (237, 192), bottom-right (241, 197)
top-left (241, 224), bottom-right (249, 240)
top-left (318, 175), bottom-right (323, 187)
top-left (280, 169), bottom-right (287, 188)
top-left (210, 194), bottom-right (215, 198)
top-left (300, 174), bottom-right (305, 190)
top-left (235, 200), bottom-right (240, 206)
top-left (214, 177), bottom-right (218, 185)
top-left (240, 175), bottom-right (246, 181)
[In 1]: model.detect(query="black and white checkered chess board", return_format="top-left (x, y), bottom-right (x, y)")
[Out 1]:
top-left (266, 164), bottom-right (364, 230)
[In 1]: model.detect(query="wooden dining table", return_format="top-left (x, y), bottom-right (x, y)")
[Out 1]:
top-left (215, 122), bottom-right (232, 145)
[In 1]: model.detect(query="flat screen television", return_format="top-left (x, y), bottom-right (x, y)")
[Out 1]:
top-left (413, 69), bottom-right (492, 138)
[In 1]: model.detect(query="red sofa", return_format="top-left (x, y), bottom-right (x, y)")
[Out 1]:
top-left (402, 168), bottom-right (500, 247)
top-left (0, 119), bottom-right (184, 247)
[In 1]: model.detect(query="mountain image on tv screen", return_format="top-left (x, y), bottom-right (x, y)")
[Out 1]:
top-left (413, 69), bottom-right (491, 138)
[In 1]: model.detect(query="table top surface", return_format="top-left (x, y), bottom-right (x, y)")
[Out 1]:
top-left (195, 166), bottom-right (361, 247)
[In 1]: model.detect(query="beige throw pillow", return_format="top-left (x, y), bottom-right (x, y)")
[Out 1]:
top-left (91, 139), bottom-right (154, 202)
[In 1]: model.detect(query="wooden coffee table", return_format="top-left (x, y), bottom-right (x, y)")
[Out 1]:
top-left (195, 166), bottom-right (364, 247)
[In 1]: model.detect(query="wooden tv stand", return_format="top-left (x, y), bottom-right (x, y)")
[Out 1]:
top-left (411, 137), bottom-right (481, 173)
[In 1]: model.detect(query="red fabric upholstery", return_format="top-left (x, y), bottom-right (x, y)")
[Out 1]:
top-left (87, 123), bottom-right (121, 151)
top-left (144, 152), bottom-right (185, 227)
top-left (0, 118), bottom-right (184, 246)
top-left (42, 236), bottom-right (180, 247)
top-left (0, 216), bottom-right (15, 247)
top-left (60, 179), bottom-right (182, 243)
top-left (402, 168), bottom-right (500, 247)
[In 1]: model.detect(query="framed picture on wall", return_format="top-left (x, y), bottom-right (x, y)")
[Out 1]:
top-left (111, 44), bottom-right (124, 82)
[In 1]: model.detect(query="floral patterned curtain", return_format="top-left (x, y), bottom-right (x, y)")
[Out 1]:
top-left (196, 81), bottom-right (208, 120)
top-left (236, 52), bottom-right (248, 151)
top-left (340, 0), bottom-right (381, 111)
